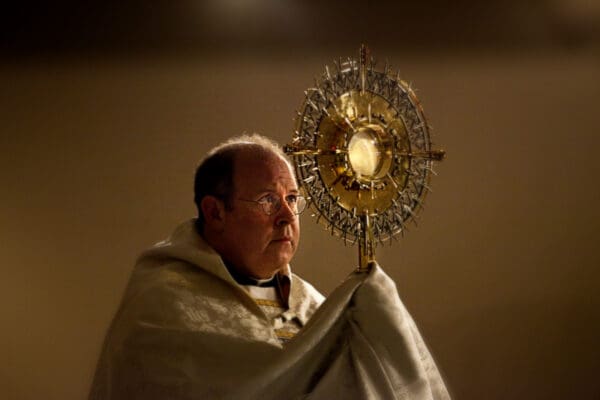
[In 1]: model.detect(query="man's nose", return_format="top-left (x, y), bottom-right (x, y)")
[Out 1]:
top-left (275, 199), bottom-right (296, 225)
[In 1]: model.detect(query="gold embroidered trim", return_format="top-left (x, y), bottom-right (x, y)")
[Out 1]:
top-left (274, 329), bottom-right (296, 339)
top-left (254, 298), bottom-right (284, 308)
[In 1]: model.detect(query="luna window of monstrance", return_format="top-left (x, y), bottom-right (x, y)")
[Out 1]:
top-left (285, 45), bottom-right (445, 271)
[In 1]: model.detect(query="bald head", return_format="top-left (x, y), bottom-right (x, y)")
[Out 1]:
top-left (193, 135), bottom-right (294, 233)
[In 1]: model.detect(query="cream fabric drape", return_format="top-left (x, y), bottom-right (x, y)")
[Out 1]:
top-left (90, 220), bottom-right (450, 399)
top-left (238, 264), bottom-right (451, 400)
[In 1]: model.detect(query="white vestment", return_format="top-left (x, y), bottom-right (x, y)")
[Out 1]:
top-left (90, 220), bottom-right (450, 399)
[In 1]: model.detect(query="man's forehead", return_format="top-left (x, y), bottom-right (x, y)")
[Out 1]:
top-left (233, 149), bottom-right (297, 188)
top-left (235, 147), bottom-right (291, 170)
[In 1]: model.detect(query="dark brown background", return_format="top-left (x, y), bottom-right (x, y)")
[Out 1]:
top-left (2, 1), bottom-right (599, 399)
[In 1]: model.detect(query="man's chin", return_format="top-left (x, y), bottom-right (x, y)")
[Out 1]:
top-left (269, 253), bottom-right (294, 270)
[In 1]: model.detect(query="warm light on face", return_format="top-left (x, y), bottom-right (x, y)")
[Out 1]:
top-left (348, 130), bottom-right (381, 177)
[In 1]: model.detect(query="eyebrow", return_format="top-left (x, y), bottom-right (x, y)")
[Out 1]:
top-left (257, 187), bottom-right (299, 195)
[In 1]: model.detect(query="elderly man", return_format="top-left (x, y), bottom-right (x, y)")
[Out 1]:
top-left (192, 134), bottom-right (325, 342)
top-left (90, 135), bottom-right (324, 398)
top-left (90, 134), bottom-right (450, 400)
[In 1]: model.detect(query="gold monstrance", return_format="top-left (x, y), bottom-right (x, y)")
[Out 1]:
top-left (285, 46), bottom-right (445, 271)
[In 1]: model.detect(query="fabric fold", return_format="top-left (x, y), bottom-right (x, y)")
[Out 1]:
top-left (237, 264), bottom-right (450, 400)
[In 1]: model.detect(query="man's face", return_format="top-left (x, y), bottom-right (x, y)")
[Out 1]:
top-left (218, 151), bottom-right (300, 278)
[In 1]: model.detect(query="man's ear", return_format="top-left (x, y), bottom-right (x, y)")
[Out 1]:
top-left (200, 195), bottom-right (226, 231)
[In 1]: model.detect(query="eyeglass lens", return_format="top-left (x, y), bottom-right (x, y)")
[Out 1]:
top-left (265, 196), bottom-right (306, 215)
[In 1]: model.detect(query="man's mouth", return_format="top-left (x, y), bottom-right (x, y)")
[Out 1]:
top-left (272, 236), bottom-right (292, 243)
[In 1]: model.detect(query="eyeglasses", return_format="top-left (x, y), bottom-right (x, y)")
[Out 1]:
top-left (237, 193), bottom-right (307, 216)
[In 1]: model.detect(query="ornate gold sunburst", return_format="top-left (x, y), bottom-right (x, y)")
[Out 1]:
top-left (285, 46), bottom-right (445, 270)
